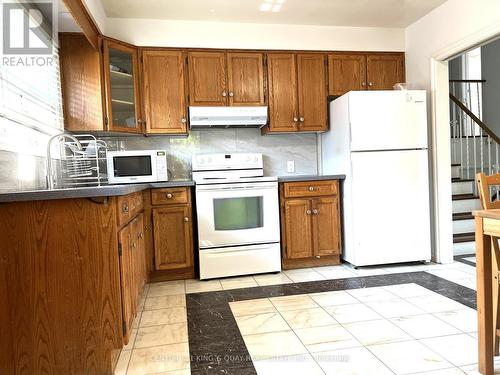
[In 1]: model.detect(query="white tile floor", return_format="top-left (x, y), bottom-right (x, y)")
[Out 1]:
top-left (115, 259), bottom-right (491, 375)
top-left (230, 284), bottom-right (479, 375)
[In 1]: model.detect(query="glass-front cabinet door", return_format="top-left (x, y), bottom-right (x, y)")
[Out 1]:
top-left (103, 40), bottom-right (143, 133)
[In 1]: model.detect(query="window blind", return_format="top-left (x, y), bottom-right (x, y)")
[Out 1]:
top-left (0, 0), bottom-right (64, 135)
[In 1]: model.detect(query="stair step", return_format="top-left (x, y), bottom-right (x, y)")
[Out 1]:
top-left (452, 193), bottom-right (477, 200)
top-left (454, 241), bottom-right (476, 255)
top-left (453, 232), bottom-right (475, 243)
top-left (452, 179), bottom-right (474, 195)
top-left (453, 212), bottom-right (474, 220)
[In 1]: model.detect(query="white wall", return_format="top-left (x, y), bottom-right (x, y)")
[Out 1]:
top-left (105, 18), bottom-right (405, 51)
top-left (82, 0), bottom-right (108, 33)
top-left (405, 0), bottom-right (500, 262)
top-left (482, 38), bottom-right (500, 136)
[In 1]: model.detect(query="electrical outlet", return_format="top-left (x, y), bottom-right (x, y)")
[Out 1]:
top-left (287, 160), bottom-right (295, 173)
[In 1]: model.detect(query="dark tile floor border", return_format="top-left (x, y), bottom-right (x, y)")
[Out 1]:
top-left (186, 271), bottom-right (476, 375)
top-left (454, 253), bottom-right (477, 267)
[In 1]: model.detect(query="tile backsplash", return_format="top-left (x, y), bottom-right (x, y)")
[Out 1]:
top-left (101, 129), bottom-right (319, 179)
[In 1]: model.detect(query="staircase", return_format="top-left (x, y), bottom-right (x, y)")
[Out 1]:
top-left (449, 79), bottom-right (500, 255)
top-left (451, 164), bottom-right (480, 254)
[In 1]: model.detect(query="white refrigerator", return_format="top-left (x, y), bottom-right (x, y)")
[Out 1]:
top-left (321, 90), bottom-right (431, 267)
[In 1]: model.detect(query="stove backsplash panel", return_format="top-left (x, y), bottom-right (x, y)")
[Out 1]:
top-left (101, 129), bottom-right (318, 180)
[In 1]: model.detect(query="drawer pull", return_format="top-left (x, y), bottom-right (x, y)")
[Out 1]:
top-left (315, 255), bottom-right (321, 259)
top-left (312, 209), bottom-right (319, 215)
top-left (308, 186), bottom-right (314, 191)
top-left (184, 217), bottom-right (189, 222)
top-left (306, 209), bottom-right (312, 215)
top-left (166, 193), bottom-right (173, 199)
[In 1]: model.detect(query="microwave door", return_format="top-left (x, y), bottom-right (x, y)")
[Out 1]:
top-left (195, 183), bottom-right (280, 248)
top-left (108, 154), bottom-right (158, 183)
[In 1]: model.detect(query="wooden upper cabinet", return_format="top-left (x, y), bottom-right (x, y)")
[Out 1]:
top-left (227, 52), bottom-right (265, 106)
top-left (312, 197), bottom-right (341, 257)
top-left (366, 53), bottom-right (405, 90)
top-left (266, 53), bottom-right (298, 132)
top-left (328, 53), bottom-right (367, 96)
top-left (103, 40), bottom-right (143, 133)
top-left (59, 33), bottom-right (104, 132)
top-left (153, 206), bottom-right (193, 270)
top-left (142, 50), bottom-right (188, 134)
top-left (297, 54), bottom-right (327, 132)
top-left (188, 51), bottom-right (227, 106)
top-left (284, 199), bottom-right (314, 259)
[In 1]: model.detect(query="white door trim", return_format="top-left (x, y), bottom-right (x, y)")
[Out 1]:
top-left (429, 24), bottom-right (500, 263)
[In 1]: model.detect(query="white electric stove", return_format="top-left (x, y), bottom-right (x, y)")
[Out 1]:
top-left (192, 153), bottom-right (281, 280)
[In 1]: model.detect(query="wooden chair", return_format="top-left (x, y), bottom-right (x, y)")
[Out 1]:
top-left (476, 172), bottom-right (500, 354)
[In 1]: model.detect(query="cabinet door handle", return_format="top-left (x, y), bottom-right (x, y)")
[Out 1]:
top-left (166, 193), bottom-right (173, 199)
top-left (299, 117), bottom-right (305, 122)
top-left (293, 117), bottom-right (298, 122)
top-left (368, 82), bottom-right (373, 87)
top-left (315, 255), bottom-right (321, 259)
top-left (139, 232), bottom-right (144, 239)
top-left (312, 209), bottom-right (319, 215)
top-left (308, 186), bottom-right (315, 191)
top-left (181, 118), bottom-right (187, 123)
top-left (122, 203), bottom-right (129, 213)
top-left (222, 91), bottom-right (227, 97)
top-left (228, 92), bottom-right (234, 97)
top-left (361, 82), bottom-right (367, 87)
top-left (132, 242), bottom-right (137, 249)
top-left (184, 217), bottom-right (189, 222)
top-left (306, 209), bottom-right (312, 215)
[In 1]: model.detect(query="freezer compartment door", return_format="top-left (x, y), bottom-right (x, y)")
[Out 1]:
top-left (349, 149), bottom-right (431, 266)
top-left (349, 90), bottom-right (428, 151)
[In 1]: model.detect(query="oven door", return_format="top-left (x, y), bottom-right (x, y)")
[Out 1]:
top-left (195, 181), bottom-right (280, 249)
top-left (107, 151), bottom-right (158, 184)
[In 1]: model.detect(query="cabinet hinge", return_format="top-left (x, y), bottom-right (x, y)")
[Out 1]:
top-left (122, 321), bottom-right (127, 336)
top-left (118, 243), bottom-right (122, 257)
top-left (104, 116), bottom-right (109, 126)
top-left (100, 43), bottom-right (104, 53)
top-left (185, 56), bottom-right (188, 65)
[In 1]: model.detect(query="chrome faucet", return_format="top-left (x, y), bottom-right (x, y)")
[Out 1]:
top-left (46, 132), bottom-right (83, 189)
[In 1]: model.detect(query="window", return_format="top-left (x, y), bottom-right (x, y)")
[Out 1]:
top-left (0, 1), bottom-right (63, 135)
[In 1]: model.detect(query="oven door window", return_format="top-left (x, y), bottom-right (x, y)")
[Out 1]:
top-left (213, 196), bottom-right (264, 231)
top-left (113, 156), bottom-right (152, 177)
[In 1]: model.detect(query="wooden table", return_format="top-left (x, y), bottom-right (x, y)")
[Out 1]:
top-left (474, 209), bottom-right (500, 374)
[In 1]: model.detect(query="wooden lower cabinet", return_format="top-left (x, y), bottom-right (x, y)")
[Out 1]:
top-left (118, 210), bottom-right (147, 345)
top-left (153, 205), bottom-right (193, 270)
top-left (281, 180), bottom-right (342, 269)
top-left (148, 187), bottom-right (195, 281)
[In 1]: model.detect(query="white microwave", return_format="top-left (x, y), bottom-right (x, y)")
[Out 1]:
top-left (106, 150), bottom-right (168, 184)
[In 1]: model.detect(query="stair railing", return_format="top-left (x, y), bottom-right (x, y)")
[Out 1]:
top-left (449, 80), bottom-right (499, 195)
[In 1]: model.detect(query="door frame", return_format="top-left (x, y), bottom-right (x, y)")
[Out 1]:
top-left (430, 25), bottom-right (500, 263)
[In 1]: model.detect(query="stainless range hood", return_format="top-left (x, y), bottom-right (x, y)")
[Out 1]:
top-left (189, 106), bottom-right (268, 129)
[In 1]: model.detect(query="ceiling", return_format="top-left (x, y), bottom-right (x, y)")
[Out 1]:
top-left (100, 0), bottom-right (447, 28)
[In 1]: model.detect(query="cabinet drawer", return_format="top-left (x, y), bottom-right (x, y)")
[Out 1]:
top-left (117, 195), bottom-right (131, 226)
top-left (151, 187), bottom-right (190, 206)
top-left (283, 180), bottom-right (338, 198)
top-left (117, 192), bottom-right (144, 227)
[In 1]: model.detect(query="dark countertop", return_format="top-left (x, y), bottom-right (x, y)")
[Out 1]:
top-left (0, 180), bottom-right (195, 203)
top-left (277, 174), bottom-right (346, 183)
top-left (0, 174), bottom-right (346, 203)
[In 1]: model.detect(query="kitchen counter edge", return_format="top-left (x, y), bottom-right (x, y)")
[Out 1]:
top-left (0, 181), bottom-right (195, 203)
top-left (277, 174), bottom-right (346, 183)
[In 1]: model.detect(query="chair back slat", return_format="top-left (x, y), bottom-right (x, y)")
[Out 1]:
top-left (477, 172), bottom-right (500, 209)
